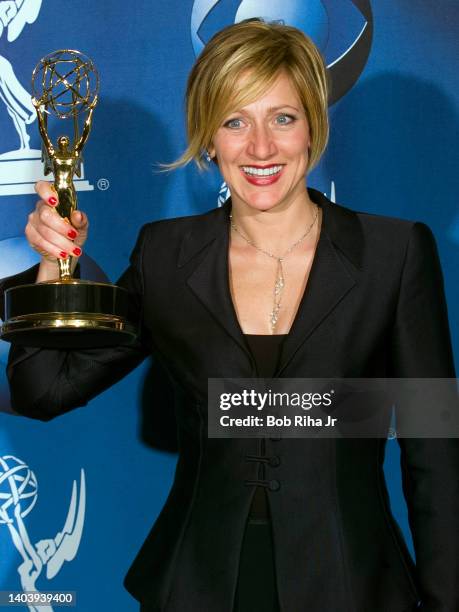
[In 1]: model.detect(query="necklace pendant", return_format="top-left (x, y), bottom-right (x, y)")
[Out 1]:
top-left (274, 259), bottom-right (285, 296)
top-left (274, 266), bottom-right (285, 296)
top-left (270, 305), bottom-right (280, 333)
top-left (274, 276), bottom-right (284, 296)
top-left (271, 259), bottom-right (284, 332)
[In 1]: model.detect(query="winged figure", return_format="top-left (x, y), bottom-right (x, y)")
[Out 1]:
top-left (0, 469), bottom-right (86, 612)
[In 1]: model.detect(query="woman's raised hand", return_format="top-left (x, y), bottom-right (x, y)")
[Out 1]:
top-left (26, 181), bottom-right (89, 282)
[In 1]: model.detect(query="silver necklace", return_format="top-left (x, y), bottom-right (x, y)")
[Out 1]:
top-left (229, 204), bottom-right (319, 333)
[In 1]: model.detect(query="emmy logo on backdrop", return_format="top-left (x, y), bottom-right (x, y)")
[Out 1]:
top-left (0, 456), bottom-right (85, 612)
top-left (0, 0), bottom-right (92, 196)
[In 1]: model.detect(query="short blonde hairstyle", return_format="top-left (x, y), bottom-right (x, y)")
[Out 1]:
top-left (167, 19), bottom-right (329, 172)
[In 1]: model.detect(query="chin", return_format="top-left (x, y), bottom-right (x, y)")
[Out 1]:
top-left (248, 196), bottom-right (286, 212)
top-left (238, 190), bottom-right (285, 211)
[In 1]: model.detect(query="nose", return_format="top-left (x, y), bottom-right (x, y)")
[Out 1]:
top-left (246, 123), bottom-right (277, 160)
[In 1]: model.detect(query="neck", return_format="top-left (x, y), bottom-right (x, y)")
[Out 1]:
top-left (229, 188), bottom-right (319, 253)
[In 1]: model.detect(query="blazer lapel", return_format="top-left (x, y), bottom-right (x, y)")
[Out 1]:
top-left (180, 200), bottom-right (252, 362)
top-left (277, 189), bottom-right (364, 375)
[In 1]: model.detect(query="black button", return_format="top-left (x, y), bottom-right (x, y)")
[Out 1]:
top-left (268, 479), bottom-right (280, 491)
top-left (269, 456), bottom-right (281, 467)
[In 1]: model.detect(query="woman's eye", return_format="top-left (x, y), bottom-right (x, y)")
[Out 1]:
top-left (224, 118), bottom-right (244, 129)
top-left (275, 114), bottom-right (295, 125)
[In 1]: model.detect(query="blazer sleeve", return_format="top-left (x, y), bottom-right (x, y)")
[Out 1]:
top-left (390, 222), bottom-right (459, 612)
top-left (1, 224), bottom-right (152, 421)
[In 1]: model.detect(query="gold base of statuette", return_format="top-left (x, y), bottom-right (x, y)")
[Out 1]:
top-left (1, 280), bottom-right (137, 348)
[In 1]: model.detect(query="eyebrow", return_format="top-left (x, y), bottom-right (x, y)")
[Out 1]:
top-left (266, 105), bottom-right (300, 113)
top-left (228, 104), bottom-right (300, 115)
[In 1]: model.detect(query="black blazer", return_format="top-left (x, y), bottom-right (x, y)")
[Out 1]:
top-left (2, 188), bottom-right (458, 612)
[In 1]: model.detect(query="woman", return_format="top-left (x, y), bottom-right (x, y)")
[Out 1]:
top-left (1, 19), bottom-right (458, 612)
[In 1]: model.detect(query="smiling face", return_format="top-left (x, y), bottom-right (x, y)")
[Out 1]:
top-left (209, 71), bottom-right (311, 213)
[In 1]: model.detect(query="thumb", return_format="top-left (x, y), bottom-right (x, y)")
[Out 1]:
top-left (71, 210), bottom-right (88, 229)
top-left (70, 210), bottom-right (89, 246)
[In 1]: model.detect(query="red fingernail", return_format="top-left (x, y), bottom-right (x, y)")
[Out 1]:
top-left (73, 247), bottom-right (82, 256)
top-left (59, 251), bottom-right (67, 258)
top-left (48, 197), bottom-right (58, 206)
top-left (67, 229), bottom-right (77, 239)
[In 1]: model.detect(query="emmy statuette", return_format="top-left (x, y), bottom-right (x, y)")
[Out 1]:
top-left (0, 50), bottom-right (136, 348)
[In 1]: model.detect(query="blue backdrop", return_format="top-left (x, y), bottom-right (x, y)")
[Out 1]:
top-left (0, 1), bottom-right (457, 610)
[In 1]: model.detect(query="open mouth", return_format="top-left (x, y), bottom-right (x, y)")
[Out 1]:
top-left (239, 165), bottom-right (285, 185)
top-left (241, 164), bottom-right (284, 177)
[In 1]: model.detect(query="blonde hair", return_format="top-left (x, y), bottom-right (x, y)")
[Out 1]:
top-left (166, 19), bottom-right (329, 172)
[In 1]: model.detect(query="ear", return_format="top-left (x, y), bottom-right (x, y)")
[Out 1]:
top-left (207, 146), bottom-right (216, 159)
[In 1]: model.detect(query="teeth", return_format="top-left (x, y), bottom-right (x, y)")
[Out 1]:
top-left (241, 165), bottom-right (283, 176)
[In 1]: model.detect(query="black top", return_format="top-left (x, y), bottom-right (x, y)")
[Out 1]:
top-left (244, 334), bottom-right (287, 521)
top-left (244, 333), bottom-right (286, 378)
